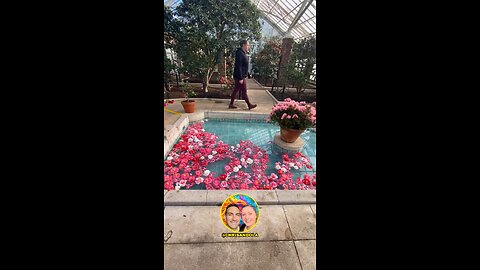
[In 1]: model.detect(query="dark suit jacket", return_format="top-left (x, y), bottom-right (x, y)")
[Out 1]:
top-left (233, 47), bottom-right (249, 80)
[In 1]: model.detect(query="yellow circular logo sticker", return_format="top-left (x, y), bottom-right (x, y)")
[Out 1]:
top-left (220, 194), bottom-right (260, 233)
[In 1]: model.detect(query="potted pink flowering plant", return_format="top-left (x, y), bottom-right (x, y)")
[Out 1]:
top-left (267, 98), bottom-right (316, 143)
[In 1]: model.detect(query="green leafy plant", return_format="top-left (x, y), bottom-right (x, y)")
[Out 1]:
top-left (251, 37), bottom-right (282, 85)
top-left (285, 35), bottom-right (316, 98)
top-left (169, 0), bottom-right (262, 95)
top-left (180, 81), bottom-right (196, 102)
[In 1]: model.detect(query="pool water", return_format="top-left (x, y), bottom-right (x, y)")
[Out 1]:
top-left (164, 119), bottom-right (317, 190)
top-left (203, 119), bottom-right (316, 176)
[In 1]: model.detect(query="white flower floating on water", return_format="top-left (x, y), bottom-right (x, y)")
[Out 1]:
top-left (205, 119), bottom-right (208, 122)
top-left (240, 158), bottom-right (245, 162)
top-left (163, 122), bottom-right (317, 191)
top-left (236, 144), bottom-right (240, 148)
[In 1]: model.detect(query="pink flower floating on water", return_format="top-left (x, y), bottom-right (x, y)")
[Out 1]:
top-left (163, 122), bottom-right (316, 190)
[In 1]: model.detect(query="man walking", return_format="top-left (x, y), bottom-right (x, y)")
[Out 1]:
top-left (229, 40), bottom-right (257, 110)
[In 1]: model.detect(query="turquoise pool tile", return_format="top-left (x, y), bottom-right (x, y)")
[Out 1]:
top-left (169, 119), bottom-right (317, 188)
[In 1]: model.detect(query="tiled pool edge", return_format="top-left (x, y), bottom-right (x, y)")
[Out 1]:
top-left (164, 190), bottom-right (316, 206)
top-left (164, 111), bottom-right (270, 159)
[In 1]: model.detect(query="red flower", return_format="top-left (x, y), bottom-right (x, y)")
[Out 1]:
top-left (163, 122), bottom-right (316, 191)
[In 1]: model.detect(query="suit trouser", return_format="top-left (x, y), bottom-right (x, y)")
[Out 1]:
top-left (230, 79), bottom-right (251, 106)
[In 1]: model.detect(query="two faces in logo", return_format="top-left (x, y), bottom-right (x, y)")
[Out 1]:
top-left (224, 204), bottom-right (258, 232)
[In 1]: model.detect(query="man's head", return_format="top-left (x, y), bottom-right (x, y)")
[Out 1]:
top-left (225, 204), bottom-right (241, 230)
top-left (241, 204), bottom-right (257, 228)
top-left (240, 40), bottom-right (249, 53)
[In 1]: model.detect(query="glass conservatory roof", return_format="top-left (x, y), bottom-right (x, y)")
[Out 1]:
top-left (251, 0), bottom-right (316, 40)
top-left (164, 0), bottom-right (316, 40)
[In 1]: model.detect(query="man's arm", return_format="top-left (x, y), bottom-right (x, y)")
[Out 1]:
top-left (233, 50), bottom-right (243, 81)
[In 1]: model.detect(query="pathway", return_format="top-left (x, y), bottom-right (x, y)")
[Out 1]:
top-left (164, 78), bottom-right (278, 130)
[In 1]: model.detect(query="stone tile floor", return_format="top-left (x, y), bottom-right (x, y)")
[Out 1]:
top-left (164, 191), bottom-right (317, 269)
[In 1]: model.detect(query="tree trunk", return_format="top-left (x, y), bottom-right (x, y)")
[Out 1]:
top-left (217, 49), bottom-right (226, 78)
top-left (202, 68), bottom-right (215, 97)
top-left (202, 81), bottom-right (207, 97)
top-left (175, 71), bottom-right (179, 87)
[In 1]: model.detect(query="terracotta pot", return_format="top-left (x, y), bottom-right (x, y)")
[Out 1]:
top-left (280, 127), bottom-right (305, 143)
top-left (181, 100), bottom-right (196, 113)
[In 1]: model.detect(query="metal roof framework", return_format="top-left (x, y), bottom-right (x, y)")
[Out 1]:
top-left (252, 0), bottom-right (316, 40)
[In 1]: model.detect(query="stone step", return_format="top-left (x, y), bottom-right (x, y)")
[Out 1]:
top-left (164, 190), bottom-right (316, 206)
